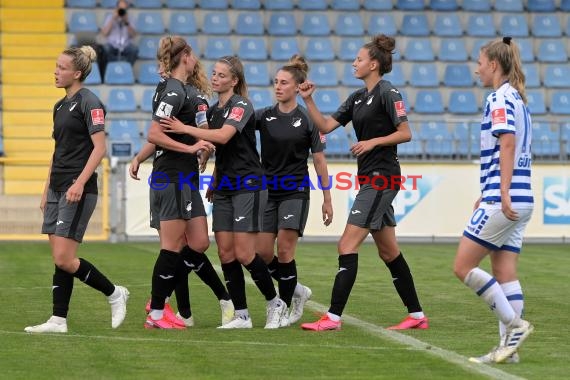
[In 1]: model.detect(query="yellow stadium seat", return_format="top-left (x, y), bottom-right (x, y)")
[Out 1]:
top-left (2, 20), bottom-right (65, 33)
top-left (4, 165), bottom-right (50, 181)
top-left (3, 126), bottom-right (53, 139)
top-left (3, 85), bottom-right (63, 98)
top-left (2, 112), bottom-right (53, 127)
top-left (1, 46), bottom-right (64, 59)
top-left (3, 138), bottom-right (54, 155)
top-left (0, 0), bottom-right (64, 8)
top-left (2, 59), bottom-right (54, 72)
top-left (0, 9), bottom-right (65, 21)
top-left (1, 33), bottom-right (68, 47)
top-left (3, 98), bottom-right (59, 111)
top-left (1, 72), bottom-right (55, 85)
top-left (3, 180), bottom-right (46, 195)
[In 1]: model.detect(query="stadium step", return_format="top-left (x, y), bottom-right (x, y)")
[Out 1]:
top-left (0, 72), bottom-right (55, 85)
top-left (3, 85), bottom-right (64, 99)
top-left (3, 180), bottom-right (46, 195)
top-left (1, 20), bottom-right (65, 33)
top-left (2, 125), bottom-right (52, 139)
top-left (2, 112), bottom-right (53, 127)
top-left (4, 165), bottom-right (49, 181)
top-left (1, 33), bottom-right (68, 46)
top-left (2, 138), bottom-right (54, 156)
top-left (1, 45), bottom-right (64, 59)
top-left (2, 59), bottom-right (55, 73)
top-left (2, 98), bottom-right (59, 112)
top-left (0, 0), bottom-right (64, 7)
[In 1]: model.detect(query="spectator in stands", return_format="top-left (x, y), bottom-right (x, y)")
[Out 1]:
top-left (130, 61), bottom-right (234, 329)
top-left (160, 56), bottom-right (287, 329)
top-left (25, 46), bottom-right (129, 334)
top-left (298, 34), bottom-right (429, 331)
top-left (143, 35), bottom-right (217, 329)
top-left (254, 54), bottom-right (333, 327)
top-left (454, 36), bottom-right (534, 364)
top-left (100, 0), bottom-right (138, 68)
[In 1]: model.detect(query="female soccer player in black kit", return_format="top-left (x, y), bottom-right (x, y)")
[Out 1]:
top-left (300, 35), bottom-right (429, 331)
top-left (255, 55), bottom-right (333, 326)
top-left (25, 46), bottom-right (129, 333)
top-left (144, 36), bottom-right (217, 329)
top-left (160, 56), bottom-right (286, 329)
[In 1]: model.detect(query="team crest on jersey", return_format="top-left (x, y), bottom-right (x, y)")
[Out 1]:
top-left (292, 117), bottom-right (302, 128)
top-left (156, 102), bottom-right (173, 118)
top-left (228, 106), bottom-right (245, 122)
top-left (91, 109), bottom-right (105, 125)
top-left (491, 108), bottom-right (506, 125)
top-left (394, 101), bottom-right (406, 117)
top-left (366, 95), bottom-right (375, 105)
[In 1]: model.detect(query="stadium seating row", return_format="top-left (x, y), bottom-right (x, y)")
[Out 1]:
top-left (68, 10), bottom-right (570, 38)
top-left (67, 0), bottom-right (570, 13)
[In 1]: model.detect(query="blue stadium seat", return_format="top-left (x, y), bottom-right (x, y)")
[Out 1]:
top-left (367, 14), bottom-right (397, 36)
top-left (401, 14), bottom-right (430, 36)
top-left (332, 0), bottom-right (360, 10)
top-left (203, 12), bottom-right (231, 35)
top-left (527, 0), bottom-right (556, 11)
top-left (563, 123), bottom-right (570, 156)
top-left (383, 65), bottom-right (406, 87)
top-left (341, 64), bottom-right (361, 87)
top-left (410, 63), bottom-right (439, 87)
top-left (429, 0), bottom-right (458, 10)
top-left (232, 0), bottom-right (261, 9)
top-left (443, 64), bottom-right (473, 87)
top-left (363, 0), bottom-right (393, 10)
top-left (537, 40), bottom-right (568, 62)
top-left (522, 63), bottom-right (540, 88)
top-left (166, 0), bottom-right (196, 8)
top-left (301, 14), bottom-right (331, 36)
top-left (495, 0), bottom-right (523, 11)
top-left (264, 0), bottom-right (293, 9)
top-left (108, 119), bottom-right (141, 155)
top-left (238, 37), bottom-right (268, 60)
top-left (335, 14), bottom-right (364, 36)
top-left (107, 88), bottom-right (137, 112)
top-left (396, 0), bottom-right (424, 10)
top-left (526, 91), bottom-right (546, 115)
top-left (314, 89), bottom-right (341, 114)
top-left (404, 39), bottom-right (434, 61)
top-left (305, 38), bottom-right (335, 61)
top-left (454, 122), bottom-right (480, 157)
top-left (310, 63), bottom-right (338, 87)
top-left (67, 0), bottom-right (97, 7)
top-left (414, 90), bottom-right (444, 113)
top-left (138, 36), bottom-right (161, 60)
top-left (338, 37), bottom-right (364, 61)
top-left (516, 38), bottom-right (535, 62)
top-left (204, 37), bottom-right (233, 60)
top-left (244, 62), bottom-right (270, 86)
top-left (462, 0), bottom-right (491, 11)
top-left (324, 127), bottom-right (350, 156)
top-left (448, 90), bottom-right (478, 114)
top-left (562, 0), bottom-right (570, 11)
top-left (398, 126), bottom-right (423, 157)
top-left (550, 91), bottom-right (570, 115)
top-left (104, 62), bottom-right (135, 84)
top-left (186, 36), bottom-right (200, 55)
top-left (270, 37), bottom-right (300, 60)
top-left (268, 13), bottom-right (296, 36)
top-left (134, 0), bottom-right (162, 8)
top-left (470, 39), bottom-right (487, 59)
top-left (169, 12), bottom-right (197, 34)
top-left (532, 122), bottom-right (560, 157)
top-left (466, 14), bottom-right (495, 37)
top-left (136, 12), bottom-right (165, 34)
top-left (419, 122), bottom-right (453, 156)
top-left (434, 14), bottom-right (463, 37)
top-left (138, 62), bottom-right (161, 85)
top-left (249, 88), bottom-right (273, 109)
top-left (531, 14), bottom-right (562, 37)
top-left (141, 87), bottom-right (155, 112)
top-left (84, 62), bottom-right (102, 85)
top-left (567, 18), bottom-right (570, 36)
top-left (500, 15), bottom-right (529, 37)
top-left (68, 11), bottom-right (98, 33)
top-left (298, 0), bottom-right (328, 9)
top-left (439, 38), bottom-right (468, 61)
top-left (235, 12), bottom-right (264, 35)
top-left (100, 0), bottom-right (117, 7)
top-left (199, 0), bottom-right (228, 9)
top-left (544, 65), bottom-right (570, 88)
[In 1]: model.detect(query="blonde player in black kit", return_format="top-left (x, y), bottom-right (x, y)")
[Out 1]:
top-left (144, 36), bottom-right (216, 329)
top-left (25, 46), bottom-right (129, 333)
top-left (300, 35), bottom-right (429, 331)
top-left (255, 55), bottom-right (333, 327)
top-left (160, 55), bottom-right (287, 329)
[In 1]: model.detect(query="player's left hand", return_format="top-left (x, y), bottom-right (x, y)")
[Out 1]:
top-left (350, 140), bottom-right (375, 157)
top-left (160, 116), bottom-right (188, 134)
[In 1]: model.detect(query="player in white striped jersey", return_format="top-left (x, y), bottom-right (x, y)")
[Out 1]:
top-left (453, 37), bottom-right (534, 364)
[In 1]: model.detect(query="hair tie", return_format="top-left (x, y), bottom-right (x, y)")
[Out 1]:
top-left (502, 36), bottom-right (512, 45)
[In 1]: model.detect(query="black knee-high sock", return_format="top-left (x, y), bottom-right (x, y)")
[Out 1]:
top-left (182, 246), bottom-right (230, 300)
top-left (52, 265), bottom-right (74, 318)
top-left (174, 253), bottom-right (192, 318)
top-left (278, 260), bottom-right (297, 307)
top-left (150, 249), bottom-right (179, 310)
top-left (245, 254), bottom-right (278, 301)
top-left (266, 255), bottom-right (279, 282)
top-left (329, 254), bottom-right (358, 316)
top-left (386, 252), bottom-right (422, 313)
top-left (221, 260), bottom-right (247, 310)
top-left (73, 258), bottom-right (115, 296)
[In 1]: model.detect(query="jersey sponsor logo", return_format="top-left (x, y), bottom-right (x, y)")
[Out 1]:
top-left (166, 92), bottom-right (178, 97)
top-left (198, 104), bottom-right (208, 112)
top-left (236, 100), bottom-right (248, 106)
top-left (394, 100), bottom-right (406, 117)
top-left (91, 108), bottom-right (105, 125)
top-left (544, 177), bottom-right (570, 224)
top-left (292, 117), bottom-right (302, 128)
top-left (155, 102), bottom-right (173, 118)
top-left (491, 108), bottom-right (506, 125)
top-left (69, 102), bottom-right (78, 111)
top-left (366, 95), bottom-right (374, 105)
top-left (228, 106), bottom-right (245, 122)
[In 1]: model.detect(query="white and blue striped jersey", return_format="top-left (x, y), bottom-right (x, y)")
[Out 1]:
top-left (479, 82), bottom-right (533, 209)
